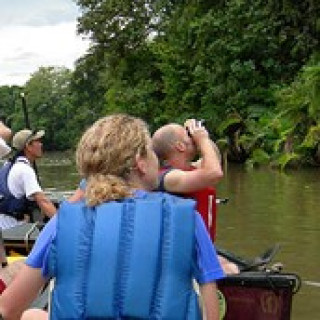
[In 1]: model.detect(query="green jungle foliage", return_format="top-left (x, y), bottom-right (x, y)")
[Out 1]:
top-left (0, 0), bottom-right (319, 168)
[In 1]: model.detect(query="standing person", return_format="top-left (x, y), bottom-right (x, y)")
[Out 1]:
top-left (0, 114), bottom-right (224, 320)
top-left (152, 119), bottom-right (239, 274)
top-left (0, 129), bottom-right (56, 229)
top-left (0, 121), bottom-right (12, 159)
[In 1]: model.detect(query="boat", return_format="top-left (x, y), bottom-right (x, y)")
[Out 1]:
top-left (0, 193), bottom-right (301, 319)
top-left (216, 246), bottom-right (300, 320)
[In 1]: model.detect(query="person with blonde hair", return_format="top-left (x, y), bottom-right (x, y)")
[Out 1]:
top-left (0, 114), bottom-right (224, 320)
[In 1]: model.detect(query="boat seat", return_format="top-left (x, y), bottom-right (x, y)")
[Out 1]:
top-left (2, 222), bottom-right (40, 255)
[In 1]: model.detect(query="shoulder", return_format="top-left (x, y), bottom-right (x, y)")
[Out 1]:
top-left (142, 191), bottom-right (196, 211)
top-left (136, 190), bottom-right (192, 202)
top-left (160, 164), bottom-right (219, 193)
top-left (59, 199), bottom-right (85, 213)
top-left (11, 157), bottom-right (33, 172)
top-left (9, 160), bottom-right (37, 185)
top-left (158, 167), bottom-right (182, 191)
top-left (56, 200), bottom-right (87, 221)
top-left (159, 168), bottom-right (190, 192)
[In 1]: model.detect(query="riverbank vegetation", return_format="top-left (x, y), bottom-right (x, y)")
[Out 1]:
top-left (0, 0), bottom-right (319, 168)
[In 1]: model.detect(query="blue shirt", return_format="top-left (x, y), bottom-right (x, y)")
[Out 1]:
top-left (26, 193), bottom-right (224, 284)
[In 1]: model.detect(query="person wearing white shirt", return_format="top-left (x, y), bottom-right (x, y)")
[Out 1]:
top-left (0, 129), bottom-right (56, 229)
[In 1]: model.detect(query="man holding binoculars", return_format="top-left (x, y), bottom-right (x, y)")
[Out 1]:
top-left (152, 118), bottom-right (239, 274)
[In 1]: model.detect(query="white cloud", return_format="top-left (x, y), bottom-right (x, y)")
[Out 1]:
top-left (0, 0), bottom-right (79, 27)
top-left (0, 0), bottom-right (91, 86)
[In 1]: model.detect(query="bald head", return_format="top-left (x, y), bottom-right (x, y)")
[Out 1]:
top-left (152, 124), bottom-right (184, 160)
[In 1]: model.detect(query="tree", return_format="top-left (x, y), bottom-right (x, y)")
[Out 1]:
top-left (69, 51), bottom-right (108, 139)
top-left (273, 54), bottom-right (320, 167)
top-left (71, 0), bottom-right (320, 166)
top-left (24, 67), bottom-right (74, 150)
top-left (0, 85), bottom-right (22, 128)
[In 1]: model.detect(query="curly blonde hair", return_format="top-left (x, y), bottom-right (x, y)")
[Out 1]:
top-left (76, 114), bottom-right (149, 206)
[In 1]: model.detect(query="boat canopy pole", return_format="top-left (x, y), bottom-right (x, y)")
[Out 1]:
top-left (20, 93), bottom-right (30, 129)
top-left (20, 92), bottom-right (39, 180)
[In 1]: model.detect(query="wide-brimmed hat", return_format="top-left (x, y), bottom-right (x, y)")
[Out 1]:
top-left (12, 129), bottom-right (45, 151)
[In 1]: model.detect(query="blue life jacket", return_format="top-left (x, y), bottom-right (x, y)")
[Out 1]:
top-left (48, 191), bottom-right (201, 319)
top-left (0, 158), bottom-right (31, 218)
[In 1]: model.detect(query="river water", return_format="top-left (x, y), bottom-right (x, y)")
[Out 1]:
top-left (38, 156), bottom-right (319, 320)
top-left (215, 164), bottom-right (320, 320)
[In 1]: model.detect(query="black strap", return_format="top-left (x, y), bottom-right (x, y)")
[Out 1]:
top-left (2, 210), bottom-right (25, 221)
top-left (157, 167), bottom-right (174, 191)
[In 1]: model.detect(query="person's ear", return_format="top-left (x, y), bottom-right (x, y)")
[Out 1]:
top-left (175, 141), bottom-right (186, 152)
top-left (135, 153), bottom-right (147, 175)
top-left (24, 142), bottom-right (32, 152)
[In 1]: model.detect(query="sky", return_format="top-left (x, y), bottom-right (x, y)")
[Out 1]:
top-left (0, 0), bottom-right (91, 86)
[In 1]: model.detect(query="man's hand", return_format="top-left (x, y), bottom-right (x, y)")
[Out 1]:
top-left (184, 119), bottom-right (210, 150)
